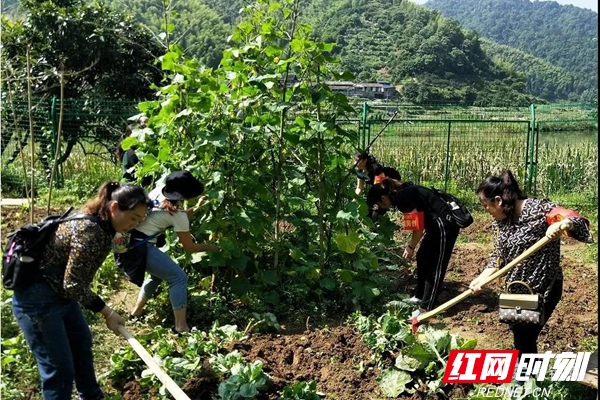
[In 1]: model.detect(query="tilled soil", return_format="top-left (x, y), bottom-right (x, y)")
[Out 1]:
top-left (121, 235), bottom-right (595, 399)
top-left (2, 207), bottom-right (596, 399)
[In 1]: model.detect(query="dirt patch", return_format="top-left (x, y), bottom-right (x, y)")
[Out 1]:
top-left (420, 243), bottom-right (599, 352)
top-left (233, 325), bottom-right (380, 399)
top-left (3, 205), bottom-right (595, 399)
top-left (1, 205), bottom-right (68, 244)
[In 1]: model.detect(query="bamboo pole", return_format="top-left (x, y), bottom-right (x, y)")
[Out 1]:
top-left (117, 325), bottom-right (191, 400)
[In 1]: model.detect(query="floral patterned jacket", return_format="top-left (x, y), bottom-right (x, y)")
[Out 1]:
top-left (40, 216), bottom-right (115, 312)
top-left (485, 198), bottom-right (592, 296)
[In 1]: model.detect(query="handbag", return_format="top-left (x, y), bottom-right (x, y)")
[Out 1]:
top-left (498, 280), bottom-right (545, 326)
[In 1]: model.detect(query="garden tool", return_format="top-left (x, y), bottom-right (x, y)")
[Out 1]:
top-left (408, 219), bottom-right (572, 334)
top-left (118, 325), bottom-right (191, 400)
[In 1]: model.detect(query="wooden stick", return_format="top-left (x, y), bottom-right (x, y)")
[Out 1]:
top-left (118, 325), bottom-right (191, 400)
top-left (415, 221), bottom-right (571, 324)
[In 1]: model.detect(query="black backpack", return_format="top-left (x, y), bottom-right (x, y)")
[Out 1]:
top-left (2, 207), bottom-right (98, 290)
top-left (431, 188), bottom-right (474, 229)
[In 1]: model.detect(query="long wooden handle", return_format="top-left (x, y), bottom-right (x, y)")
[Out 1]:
top-left (416, 225), bottom-right (566, 323)
top-left (118, 325), bottom-right (191, 400)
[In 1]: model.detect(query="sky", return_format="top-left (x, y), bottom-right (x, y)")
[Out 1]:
top-left (413, 0), bottom-right (597, 13)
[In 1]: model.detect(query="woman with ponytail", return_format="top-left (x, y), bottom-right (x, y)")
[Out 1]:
top-left (367, 176), bottom-right (461, 311)
top-left (11, 182), bottom-right (152, 400)
top-left (121, 170), bottom-right (219, 334)
top-left (353, 152), bottom-right (401, 196)
top-left (470, 170), bottom-right (592, 358)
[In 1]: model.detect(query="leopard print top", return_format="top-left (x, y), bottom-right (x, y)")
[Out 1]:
top-left (40, 216), bottom-right (115, 312)
top-left (485, 198), bottom-right (592, 296)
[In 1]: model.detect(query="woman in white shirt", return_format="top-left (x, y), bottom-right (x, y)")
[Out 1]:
top-left (125, 170), bottom-right (218, 333)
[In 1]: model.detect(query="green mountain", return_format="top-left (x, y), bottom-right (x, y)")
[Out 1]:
top-left (35, 0), bottom-right (555, 105)
top-left (425, 0), bottom-right (598, 101)
top-left (480, 38), bottom-right (577, 102)
top-left (303, 0), bottom-right (536, 104)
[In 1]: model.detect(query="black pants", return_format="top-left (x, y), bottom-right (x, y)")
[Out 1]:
top-left (415, 215), bottom-right (460, 310)
top-left (511, 278), bottom-right (563, 356)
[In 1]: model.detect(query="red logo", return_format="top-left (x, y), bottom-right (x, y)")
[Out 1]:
top-left (443, 350), bottom-right (519, 383)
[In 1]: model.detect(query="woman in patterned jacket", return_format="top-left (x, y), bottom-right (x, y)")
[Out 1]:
top-left (11, 182), bottom-right (152, 400)
top-left (470, 170), bottom-right (592, 356)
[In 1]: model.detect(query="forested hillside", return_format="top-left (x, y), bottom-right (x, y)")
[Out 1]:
top-left (425, 0), bottom-right (598, 101)
top-left (7, 0), bottom-right (591, 104)
top-left (480, 38), bottom-right (577, 102)
top-left (105, 0), bottom-right (229, 68)
top-left (305, 0), bottom-right (535, 104)
top-left (105, 0), bottom-right (539, 105)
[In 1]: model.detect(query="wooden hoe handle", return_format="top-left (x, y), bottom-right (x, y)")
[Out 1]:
top-left (118, 325), bottom-right (191, 400)
top-left (415, 227), bottom-right (563, 325)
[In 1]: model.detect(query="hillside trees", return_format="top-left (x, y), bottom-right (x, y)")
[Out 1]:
top-left (106, 0), bottom-right (230, 68)
top-left (425, 0), bottom-right (598, 101)
top-left (480, 38), bottom-right (575, 101)
top-left (309, 0), bottom-right (537, 104)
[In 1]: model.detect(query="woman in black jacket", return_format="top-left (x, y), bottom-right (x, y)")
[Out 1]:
top-left (367, 177), bottom-right (461, 311)
top-left (353, 152), bottom-right (401, 196)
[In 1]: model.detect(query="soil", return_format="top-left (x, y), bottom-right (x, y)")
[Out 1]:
top-left (1, 207), bottom-right (597, 399)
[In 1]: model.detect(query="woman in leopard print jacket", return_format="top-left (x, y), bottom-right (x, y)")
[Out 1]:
top-left (11, 182), bottom-right (152, 399)
top-left (469, 170), bottom-right (592, 357)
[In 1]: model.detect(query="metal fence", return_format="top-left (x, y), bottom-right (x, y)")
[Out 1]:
top-left (1, 97), bottom-right (597, 209)
top-left (1, 96), bottom-right (140, 196)
top-left (359, 102), bottom-right (598, 209)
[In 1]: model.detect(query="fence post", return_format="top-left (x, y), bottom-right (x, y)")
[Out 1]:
top-left (360, 102), bottom-right (369, 150)
top-left (526, 104), bottom-right (537, 194)
top-left (444, 121), bottom-right (451, 192)
top-left (49, 96), bottom-right (63, 187)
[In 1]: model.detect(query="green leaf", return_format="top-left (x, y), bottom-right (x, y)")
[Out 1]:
top-left (157, 139), bottom-right (170, 162)
top-left (405, 343), bottom-right (436, 368)
top-left (336, 210), bottom-right (354, 222)
top-left (380, 314), bottom-right (401, 335)
top-left (378, 369), bottom-right (412, 398)
top-left (120, 136), bottom-right (138, 150)
top-left (395, 355), bottom-right (421, 372)
top-left (334, 231), bottom-right (361, 254)
top-left (239, 382), bottom-right (258, 398)
top-left (319, 277), bottom-right (336, 290)
top-left (335, 268), bottom-right (356, 283)
top-left (459, 338), bottom-right (478, 350)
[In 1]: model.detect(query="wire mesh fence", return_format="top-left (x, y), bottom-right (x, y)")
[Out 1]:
top-left (361, 102), bottom-right (598, 209)
top-left (1, 98), bottom-right (597, 210)
top-left (1, 96), bottom-right (140, 197)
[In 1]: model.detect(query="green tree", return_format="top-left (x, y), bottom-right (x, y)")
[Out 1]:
top-left (125, 0), bottom-right (390, 312)
top-left (1, 0), bottom-right (163, 177)
top-left (106, 0), bottom-right (230, 68)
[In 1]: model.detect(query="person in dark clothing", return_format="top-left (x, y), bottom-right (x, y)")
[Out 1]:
top-left (11, 182), bottom-right (152, 400)
top-left (367, 177), bottom-right (461, 311)
top-left (470, 170), bottom-right (592, 357)
top-left (353, 152), bottom-right (402, 222)
top-left (115, 123), bottom-right (153, 188)
top-left (353, 152), bottom-right (401, 196)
